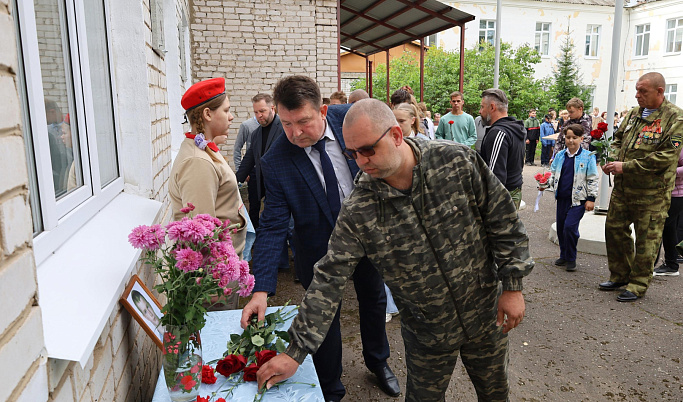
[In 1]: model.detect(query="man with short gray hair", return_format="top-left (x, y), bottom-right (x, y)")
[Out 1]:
top-left (478, 89), bottom-right (526, 209)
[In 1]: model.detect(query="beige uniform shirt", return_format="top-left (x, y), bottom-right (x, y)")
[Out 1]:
top-left (169, 138), bottom-right (247, 257)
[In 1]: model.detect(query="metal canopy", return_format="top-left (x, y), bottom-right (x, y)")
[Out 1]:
top-left (340, 0), bottom-right (475, 56)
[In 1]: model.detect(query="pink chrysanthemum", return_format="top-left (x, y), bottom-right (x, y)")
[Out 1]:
top-left (238, 274), bottom-right (255, 297)
top-left (175, 248), bottom-right (203, 272)
top-left (179, 202), bottom-right (195, 214)
top-left (239, 260), bottom-right (251, 282)
top-left (128, 225), bottom-right (149, 249)
top-left (194, 214), bottom-right (221, 231)
top-left (175, 219), bottom-right (212, 243)
top-left (128, 225), bottom-right (165, 250)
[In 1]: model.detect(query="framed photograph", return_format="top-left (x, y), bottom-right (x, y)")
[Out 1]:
top-left (120, 275), bottom-right (164, 350)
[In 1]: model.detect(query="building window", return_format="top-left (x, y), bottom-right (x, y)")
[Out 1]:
top-left (634, 24), bottom-right (650, 57)
top-left (479, 20), bottom-right (496, 47)
top-left (14, 0), bottom-right (121, 244)
top-left (665, 84), bottom-right (678, 104)
top-left (666, 18), bottom-right (683, 53)
top-left (535, 22), bottom-right (551, 56)
top-left (585, 24), bottom-right (601, 57)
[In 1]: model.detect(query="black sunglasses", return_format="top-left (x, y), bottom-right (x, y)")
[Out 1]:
top-left (343, 126), bottom-right (392, 160)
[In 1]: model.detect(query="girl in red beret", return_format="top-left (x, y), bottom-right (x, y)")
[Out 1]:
top-left (169, 78), bottom-right (247, 308)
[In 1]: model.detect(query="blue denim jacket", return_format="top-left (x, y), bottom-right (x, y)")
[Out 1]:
top-left (549, 148), bottom-right (599, 206)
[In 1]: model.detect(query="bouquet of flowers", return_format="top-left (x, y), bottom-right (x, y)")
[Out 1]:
top-left (590, 121), bottom-right (614, 185)
top-left (533, 171), bottom-right (552, 212)
top-left (128, 203), bottom-right (255, 398)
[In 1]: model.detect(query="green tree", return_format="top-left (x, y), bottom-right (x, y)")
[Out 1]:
top-left (550, 29), bottom-right (593, 111)
top-left (351, 43), bottom-right (553, 120)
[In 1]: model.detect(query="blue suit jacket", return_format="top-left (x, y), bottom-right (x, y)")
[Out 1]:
top-left (252, 104), bottom-right (360, 294)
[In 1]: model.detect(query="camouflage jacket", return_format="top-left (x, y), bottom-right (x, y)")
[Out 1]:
top-left (611, 99), bottom-right (683, 198)
top-left (285, 138), bottom-right (534, 364)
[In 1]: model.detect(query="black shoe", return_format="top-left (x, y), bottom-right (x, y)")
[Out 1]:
top-left (371, 366), bottom-right (401, 397)
top-left (653, 265), bottom-right (680, 276)
top-left (598, 281), bottom-right (628, 291)
top-left (617, 290), bottom-right (640, 302)
top-left (565, 261), bottom-right (577, 271)
top-left (554, 258), bottom-right (567, 266)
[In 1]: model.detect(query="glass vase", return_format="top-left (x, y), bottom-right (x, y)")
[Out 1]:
top-left (162, 325), bottom-right (203, 402)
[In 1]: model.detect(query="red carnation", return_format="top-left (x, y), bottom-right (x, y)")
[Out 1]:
top-left (597, 122), bottom-right (608, 132)
top-left (448, 120), bottom-right (454, 125)
top-left (201, 365), bottom-right (217, 384)
top-left (216, 354), bottom-right (247, 377)
top-left (243, 363), bottom-right (259, 382)
top-left (196, 397), bottom-right (210, 402)
top-left (255, 350), bottom-right (277, 366)
top-left (590, 129), bottom-right (603, 140)
top-left (534, 172), bottom-right (543, 181)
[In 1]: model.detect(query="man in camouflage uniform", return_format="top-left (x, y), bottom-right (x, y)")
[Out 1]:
top-left (257, 99), bottom-right (534, 401)
top-left (600, 72), bottom-right (683, 302)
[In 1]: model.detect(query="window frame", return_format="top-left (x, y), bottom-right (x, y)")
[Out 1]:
top-left (478, 19), bottom-right (496, 47)
top-left (535, 22), bottom-right (551, 56)
top-left (665, 84), bottom-right (678, 105)
top-left (665, 18), bottom-right (683, 54)
top-left (634, 23), bottom-right (650, 58)
top-left (16, 0), bottom-right (124, 265)
top-left (585, 24), bottom-right (601, 58)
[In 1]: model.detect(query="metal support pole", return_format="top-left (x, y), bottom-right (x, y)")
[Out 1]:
top-left (386, 50), bottom-right (390, 103)
top-left (365, 56), bottom-right (369, 92)
top-left (336, 0), bottom-right (341, 91)
top-left (459, 24), bottom-right (465, 92)
top-left (369, 60), bottom-right (373, 98)
top-left (596, 0), bottom-right (624, 213)
top-left (493, 0), bottom-right (502, 89)
top-left (420, 38), bottom-right (425, 102)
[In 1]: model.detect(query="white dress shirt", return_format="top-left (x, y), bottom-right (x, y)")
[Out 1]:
top-left (304, 121), bottom-right (354, 205)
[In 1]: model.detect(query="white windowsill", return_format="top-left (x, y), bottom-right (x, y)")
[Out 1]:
top-left (37, 192), bottom-right (162, 367)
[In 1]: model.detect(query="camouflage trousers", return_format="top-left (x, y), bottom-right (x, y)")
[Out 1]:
top-left (401, 321), bottom-right (509, 402)
top-left (508, 187), bottom-right (522, 211)
top-left (605, 191), bottom-right (669, 296)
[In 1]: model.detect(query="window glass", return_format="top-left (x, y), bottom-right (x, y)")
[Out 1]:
top-left (83, 0), bottom-right (118, 187)
top-left (585, 25), bottom-right (600, 57)
top-left (34, 0), bottom-right (83, 199)
top-left (665, 84), bottom-right (678, 105)
top-left (535, 22), bottom-right (550, 56)
top-left (478, 20), bottom-right (495, 47)
top-left (635, 24), bottom-right (650, 57)
top-left (666, 18), bottom-right (683, 53)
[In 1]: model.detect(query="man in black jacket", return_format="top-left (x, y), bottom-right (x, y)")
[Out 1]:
top-left (478, 88), bottom-right (526, 209)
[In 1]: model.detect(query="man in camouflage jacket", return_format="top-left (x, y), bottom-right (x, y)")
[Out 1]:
top-left (257, 99), bottom-right (534, 401)
top-left (600, 72), bottom-right (683, 302)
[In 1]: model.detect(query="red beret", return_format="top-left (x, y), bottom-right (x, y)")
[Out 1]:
top-left (181, 77), bottom-right (226, 111)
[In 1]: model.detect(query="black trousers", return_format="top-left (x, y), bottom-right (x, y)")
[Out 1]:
top-left (297, 257), bottom-right (390, 401)
top-left (662, 196), bottom-right (683, 268)
top-left (525, 139), bottom-right (538, 164)
top-left (247, 174), bottom-right (260, 228)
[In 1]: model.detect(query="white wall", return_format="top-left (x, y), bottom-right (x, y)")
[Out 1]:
top-left (617, 0), bottom-right (683, 110)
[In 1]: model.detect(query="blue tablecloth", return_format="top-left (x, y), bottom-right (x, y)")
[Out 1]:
top-left (152, 306), bottom-right (323, 401)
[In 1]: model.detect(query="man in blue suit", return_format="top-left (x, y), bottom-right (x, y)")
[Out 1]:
top-left (240, 76), bottom-right (400, 401)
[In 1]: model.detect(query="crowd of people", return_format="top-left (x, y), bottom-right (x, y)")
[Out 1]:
top-left (168, 71), bottom-right (682, 401)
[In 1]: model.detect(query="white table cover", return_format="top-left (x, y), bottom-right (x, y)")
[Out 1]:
top-left (152, 306), bottom-right (323, 401)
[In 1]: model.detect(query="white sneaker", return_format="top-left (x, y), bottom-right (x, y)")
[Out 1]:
top-left (385, 313), bottom-right (392, 322)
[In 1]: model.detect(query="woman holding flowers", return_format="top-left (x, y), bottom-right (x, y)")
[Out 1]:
top-left (169, 77), bottom-right (247, 258)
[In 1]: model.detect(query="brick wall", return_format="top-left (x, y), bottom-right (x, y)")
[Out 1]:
top-left (0, 1), bottom-right (48, 401)
top-left (188, 0), bottom-right (339, 167)
top-left (145, 0), bottom-right (173, 205)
